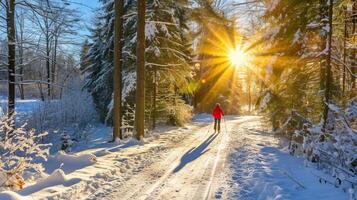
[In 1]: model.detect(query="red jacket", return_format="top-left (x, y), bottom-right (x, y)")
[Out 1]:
top-left (212, 105), bottom-right (224, 119)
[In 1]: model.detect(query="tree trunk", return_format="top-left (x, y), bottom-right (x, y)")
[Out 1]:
top-left (319, 0), bottom-right (328, 93)
top-left (152, 70), bottom-right (157, 130)
top-left (113, 0), bottom-right (124, 140)
top-left (342, 7), bottom-right (347, 95)
top-left (51, 37), bottom-right (58, 99)
top-left (323, 0), bottom-right (333, 130)
top-left (6, 0), bottom-right (16, 130)
top-left (38, 71), bottom-right (45, 101)
top-left (17, 12), bottom-right (25, 100)
top-left (135, 0), bottom-right (146, 140)
top-left (351, 1), bottom-right (356, 97)
top-left (46, 36), bottom-right (51, 98)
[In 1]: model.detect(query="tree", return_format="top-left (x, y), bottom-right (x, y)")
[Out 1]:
top-left (135, 0), bottom-right (146, 140)
top-left (256, 0), bottom-right (323, 129)
top-left (79, 39), bottom-right (90, 71)
top-left (113, 0), bottom-right (124, 140)
top-left (15, 9), bottom-right (26, 100)
top-left (322, 0), bottom-right (334, 130)
top-left (5, 0), bottom-right (16, 130)
top-left (27, 0), bottom-right (79, 99)
top-left (84, 0), bottom-right (192, 131)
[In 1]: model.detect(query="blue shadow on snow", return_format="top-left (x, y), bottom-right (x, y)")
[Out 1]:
top-left (173, 133), bottom-right (218, 173)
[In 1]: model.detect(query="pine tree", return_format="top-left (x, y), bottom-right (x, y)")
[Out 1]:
top-left (257, 0), bottom-right (323, 129)
top-left (84, 0), bottom-right (193, 133)
top-left (135, 0), bottom-right (146, 140)
top-left (113, 0), bottom-right (124, 140)
top-left (80, 39), bottom-right (90, 71)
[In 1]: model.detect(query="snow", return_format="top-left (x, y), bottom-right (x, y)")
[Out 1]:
top-left (145, 22), bottom-right (157, 41)
top-left (44, 152), bottom-right (97, 174)
top-left (18, 169), bottom-right (81, 196)
top-left (0, 115), bottom-right (349, 199)
top-left (0, 191), bottom-right (29, 200)
top-left (217, 117), bottom-right (349, 200)
top-left (192, 113), bottom-right (213, 122)
top-left (0, 98), bottom-right (42, 119)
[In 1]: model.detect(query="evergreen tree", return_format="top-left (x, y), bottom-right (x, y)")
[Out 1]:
top-left (113, 0), bottom-right (124, 140)
top-left (135, 0), bottom-right (146, 139)
top-left (258, 0), bottom-right (356, 134)
top-left (83, 0), bottom-right (193, 131)
top-left (257, 0), bottom-right (326, 129)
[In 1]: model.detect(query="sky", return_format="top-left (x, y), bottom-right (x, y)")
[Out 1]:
top-left (70, 0), bottom-right (101, 38)
top-left (57, 0), bottom-right (101, 57)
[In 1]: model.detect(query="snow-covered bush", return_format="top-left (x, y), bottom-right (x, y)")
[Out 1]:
top-left (0, 116), bottom-right (51, 191)
top-left (25, 78), bottom-right (99, 150)
top-left (301, 99), bottom-right (357, 176)
top-left (60, 131), bottom-right (74, 152)
top-left (28, 89), bottom-right (98, 131)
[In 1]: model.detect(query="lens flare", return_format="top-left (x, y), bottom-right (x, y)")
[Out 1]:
top-left (228, 47), bottom-right (248, 68)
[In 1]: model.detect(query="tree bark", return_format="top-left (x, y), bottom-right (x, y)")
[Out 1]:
top-left (342, 7), bottom-right (347, 95)
top-left (51, 36), bottom-right (58, 99)
top-left (6, 0), bottom-right (16, 130)
top-left (17, 11), bottom-right (25, 100)
top-left (46, 35), bottom-right (51, 98)
top-left (319, 0), bottom-right (328, 93)
top-left (152, 70), bottom-right (157, 130)
top-left (113, 0), bottom-right (124, 140)
top-left (135, 0), bottom-right (146, 140)
top-left (351, 1), bottom-right (356, 97)
top-left (323, 0), bottom-right (333, 130)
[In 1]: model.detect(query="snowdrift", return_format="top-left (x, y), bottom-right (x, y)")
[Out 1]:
top-left (0, 191), bottom-right (29, 200)
top-left (19, 169), bottom-right (81, 196)
top-left (45, 151), bottom-right (97, 174)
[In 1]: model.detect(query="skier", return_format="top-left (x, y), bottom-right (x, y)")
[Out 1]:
top-left (212, 103), bottom-right (224, 133)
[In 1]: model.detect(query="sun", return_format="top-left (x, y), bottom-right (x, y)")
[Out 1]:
top-left (228, 47), bottom-right (248, 67)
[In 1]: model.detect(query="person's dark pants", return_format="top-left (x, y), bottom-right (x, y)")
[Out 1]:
top-left (214, 118), bottom-right (221, 132)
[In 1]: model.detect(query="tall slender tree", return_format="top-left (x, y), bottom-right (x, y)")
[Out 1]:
top-left (6, 0), bottom-right (16, 130)
top-left (113, 0), bottom-right (124, 140)
top-left (135, 0), bottom-right (146, 140)
top-left (323, 0), bottom-right (334, 130)
top-left (16, 10), bottom-right (25, 100)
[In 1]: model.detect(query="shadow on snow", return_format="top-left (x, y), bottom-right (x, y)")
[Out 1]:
top-left (173, 133), bottom-right (218, 173)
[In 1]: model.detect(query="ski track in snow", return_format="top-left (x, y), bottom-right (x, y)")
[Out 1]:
top-left (4, 116), bottom-right (349, 200)
top-left (216, 116), bottom-right (349, 200)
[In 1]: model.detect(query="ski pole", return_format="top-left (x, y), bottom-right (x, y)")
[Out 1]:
top-left (223, 116), bottom-right (228, 134)
top-left (205, 118), bottom-right (213, 135)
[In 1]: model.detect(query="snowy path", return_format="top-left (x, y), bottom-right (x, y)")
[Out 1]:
top-left (215, 116), bottom-right (348, 200)
top-left (10, 116), bottom-right (348, 200)
top-left (89, 117), bottom-right (237, 200)
top-left (94, 115), bottom-right (347, 200)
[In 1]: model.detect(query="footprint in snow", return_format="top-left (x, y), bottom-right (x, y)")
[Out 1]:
top-left (215, 190), bottom-right (223, 199)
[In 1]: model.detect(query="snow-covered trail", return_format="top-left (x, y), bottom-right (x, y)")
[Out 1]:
top-left (15, 115), bottom-right (348, 200)
top-left (216, 116), bottom-right (349, 200)
top-left (93, 115), bottom-right (348, 200)
top-left (94, 116), bottom-right (241, 200)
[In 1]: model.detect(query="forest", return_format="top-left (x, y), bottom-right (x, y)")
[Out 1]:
top-left (0, 0), bottom-right (356, 199)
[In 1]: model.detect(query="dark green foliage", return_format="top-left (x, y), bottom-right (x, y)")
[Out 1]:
top-left (83, 0), bottom-right (193, 127)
